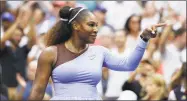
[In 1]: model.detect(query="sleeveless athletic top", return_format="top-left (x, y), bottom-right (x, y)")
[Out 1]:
top-left (50, 38), bottom-right (147, 100)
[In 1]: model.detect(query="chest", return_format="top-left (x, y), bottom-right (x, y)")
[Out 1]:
top-left (52, 48), bottom-right (104, 85)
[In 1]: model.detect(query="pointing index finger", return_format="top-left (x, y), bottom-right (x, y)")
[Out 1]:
top-left (153, 23), bottom-right (167, 28)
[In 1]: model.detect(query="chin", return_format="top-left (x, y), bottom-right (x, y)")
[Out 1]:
top-left (87, 39), bottom-right (96, 44)
top-left (89, 41), bottom-right (95, 44)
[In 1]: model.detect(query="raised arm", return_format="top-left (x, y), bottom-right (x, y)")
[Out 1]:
top-left (28, 46), bottom-right (56, 100)
top-left (103, 23), bottom-right (167, 71)
top-left (26, 18), bottom-right (37, 49)
top-left (158, 25), bottom-right (172, 54)
top-left (103, 38), bottom-right (147, 71)
top-left (0, 9), bottom-right (23, 49)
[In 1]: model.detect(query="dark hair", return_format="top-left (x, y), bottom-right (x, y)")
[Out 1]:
top-left (45, 6), bottom-right (90, 46)
top-left (124, 14), bottom-right (141, 34)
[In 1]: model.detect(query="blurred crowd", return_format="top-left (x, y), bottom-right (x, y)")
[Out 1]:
top-left (0, 1), bottom-right (186, 100)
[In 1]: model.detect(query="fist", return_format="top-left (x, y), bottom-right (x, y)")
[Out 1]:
top-left (140, 23), bottom-right (167, 42)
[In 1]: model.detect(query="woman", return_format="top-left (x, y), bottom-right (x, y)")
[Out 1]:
top-left (29, 6), bottom-right (166, 100)
top-left (124, 14), bottom-right (142, 51)
top-left (142, 74), bottom-right (168, 100)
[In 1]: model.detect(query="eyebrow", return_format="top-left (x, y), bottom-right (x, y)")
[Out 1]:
top-left (87, 21), bottom-right (98, 24)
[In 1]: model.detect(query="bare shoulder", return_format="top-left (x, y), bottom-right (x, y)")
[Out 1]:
top-left (39, 46), bottom-right (57, 63)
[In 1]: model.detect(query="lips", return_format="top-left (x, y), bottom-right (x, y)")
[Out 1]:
top-left (90, 34), bottom-right (97, 38)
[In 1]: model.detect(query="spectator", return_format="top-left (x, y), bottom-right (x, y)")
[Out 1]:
top-left (105, 30), bottom-right (130, 99)
top-left (141, 1), bottom-right (160, 30)
top-left (27, 31), bottom-right (45, 63)
top-left (124, 14), bottom-right (142, 51)
top-left (1, 12), bottom-right (15, 32)
top-left (32, 7), bottom-right (47, 35)
top-left (93, 5), bottom-right (114, 47)
top-left (93, 5), bottom-right (115, 37)
top-left (142, 74), bottom-right (168, 100)
top-left (122, 59), bottom-right (157, 100)
top-left (16, 60), bottom-right (53, 100)
top-left (159, 26), bottom-right (186, 84)
top-left (168, 62), bottom-right (187, 100)
top-left (0, 6), bottom-right (36, 100)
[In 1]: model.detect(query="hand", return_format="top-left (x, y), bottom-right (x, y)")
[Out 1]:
top-left (25, 1), bottom-right (37, 7)
top-left (140, 23), bottom-right (167, 42)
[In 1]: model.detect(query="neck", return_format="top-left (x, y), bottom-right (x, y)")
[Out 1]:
top-left (66, 36), bottom-right (87, 53)
top-left (129, 31), bottom-right (139, 38)
top-left (117, 45), bottom-right (125, 53)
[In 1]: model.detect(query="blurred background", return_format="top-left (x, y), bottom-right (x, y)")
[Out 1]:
top-left (0, 1), bottom-right (186, 100)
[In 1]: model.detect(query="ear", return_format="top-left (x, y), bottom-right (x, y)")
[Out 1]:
top-left (72, 22), bottom-right (80, 31)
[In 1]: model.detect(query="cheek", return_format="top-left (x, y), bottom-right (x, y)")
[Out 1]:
top-left (78, 32), bottom-right (90, 39)
top-left (129, 22), bottom-right (134, 29)
top-left (79, 26), bottom-right (93, 37)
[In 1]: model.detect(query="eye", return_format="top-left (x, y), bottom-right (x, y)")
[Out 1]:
top-left (88, 23), bottom-right (95, 27)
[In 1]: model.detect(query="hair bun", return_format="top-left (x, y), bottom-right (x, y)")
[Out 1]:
top-left (59, 6), bottom-right (72, 19)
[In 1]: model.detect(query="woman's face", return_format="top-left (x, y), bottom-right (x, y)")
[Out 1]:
top-left (129, 16), bottom-right (140, 33)
top-left (75, 12), bottom-right (99, 44)
top-left (114, 30), bottom-right (126, 48)
top-left (33, 9), bottom-right (44, 24)
top-left (100, 34), bottom-right (113, 48)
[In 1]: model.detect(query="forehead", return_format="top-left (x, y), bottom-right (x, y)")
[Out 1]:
top-left (130, 16), bottom-right (140, 21)
top-left (82, 12), bottom-right (98, 23)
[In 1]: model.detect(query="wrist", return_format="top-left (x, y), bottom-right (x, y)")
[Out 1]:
top-left (140, 35), bottom-right (149, 42)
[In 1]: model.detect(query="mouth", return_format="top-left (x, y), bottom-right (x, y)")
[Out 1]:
top-left (90, 35), bottom-right (97, 39)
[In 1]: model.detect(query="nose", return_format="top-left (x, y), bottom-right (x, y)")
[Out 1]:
top-left (93, 26), bottom-right (98, 34)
